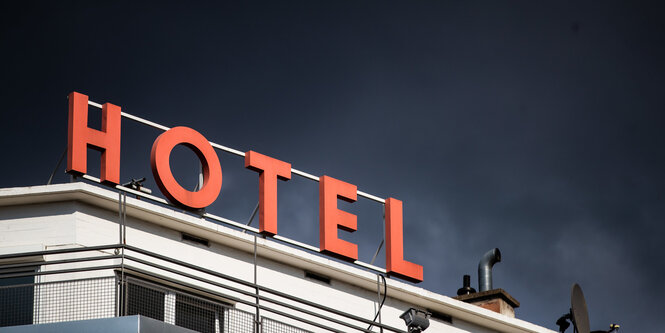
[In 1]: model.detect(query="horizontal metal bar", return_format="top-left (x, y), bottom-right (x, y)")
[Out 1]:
top-left (272, 235), bottom-right (321, 253)
top-left (357, 190), bottom-right (386, 204)
top-left (125, 254), bottom-right (390, 330)
top-left (291, 168), bottom-right (319, 181)
top-left (121, 256), bottom-right (373, 332)
top-left (203, 212), bottom-right (260, 234)
top-left (122, 245), bottom-right (393, 330)
top-left (353, 260), bottom-right (386, 274)
top-left (0, 275), bottom-right (116, 290)
top-left (121, 257), bottom-right (372, 331)
top-left (0, 264), bottom-right (120, 279)
top-left (271, 236), bottom-right (386, 274)
top-left (121, 111), bottom-right (170, 131)
top-left (123, 266), bottom-right (404, 333)
top-left (124, 245), bottom-right (253, 289)
top-left (0, 244), bottom-right (119, 260)
top-left (125, 257), bottom-right (406, 333)
top-left (258, 292), bottom-right (405, 333)
top-left (257, 302), bottom-right (370, 333)
top-left (124, 275), bottom-right (237, 310)
top-left (89, 98), bottom-right (387, 203)
top-left (91, 100), bottom-right (245, 157)
top-left (122, 255), bottom-right (257, 301)
top-left (0, 254), bottom-right (120, 271)
top-left (258, 281), bottom-right (400, 332)
top-left (291, 170), bottom-right (385, 203)
top-left (0, 244), bottom-right (381, 320)
top-left (209, 141), bottom-right (245, 157)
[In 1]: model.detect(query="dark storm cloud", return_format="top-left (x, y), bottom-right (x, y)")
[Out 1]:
top-left (1, 1), bottom-right (664, 331)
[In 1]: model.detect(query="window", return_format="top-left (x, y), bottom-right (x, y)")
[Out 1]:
top-left (122, 276), bottom-right (227, 333)
top-left (175, 294), bottom-right (223, 333)
top-left (0, 268), bottom-right (36, 327)
top-left (126, 282), bottom-right (165, 321)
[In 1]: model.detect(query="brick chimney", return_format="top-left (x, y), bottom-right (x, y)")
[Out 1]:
top-left (454, 288), bottom-right (520, 318)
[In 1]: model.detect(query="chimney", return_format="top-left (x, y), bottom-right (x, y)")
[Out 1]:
top-left (453, 248), bottom-right (520, 318)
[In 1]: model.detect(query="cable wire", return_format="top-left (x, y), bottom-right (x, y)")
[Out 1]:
top-left (367, 274), bottom-right (387, 331)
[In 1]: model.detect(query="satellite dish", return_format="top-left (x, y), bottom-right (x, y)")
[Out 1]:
top-left (556, 283), bottom-right (619, 333)
top-left (571, 283), bottom-right (590, 333)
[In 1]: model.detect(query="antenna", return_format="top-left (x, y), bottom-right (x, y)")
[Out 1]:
top-left (556, 283), bottom-right (619, 333)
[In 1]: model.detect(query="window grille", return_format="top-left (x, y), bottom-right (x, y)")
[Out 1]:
top-left (224, 307), bottom-right (256, 333)
top-left (123, 277), bottom-right (255, 333)
top-left (262, 317), bottom-right (313, 333)
top-left (0, 274), bottom-right (34, 327)
top-left (0, 275), bottom-right (116, 327)
top-left (34, 277), bottom-right (116, 324)
top-left (175, 293), bottom-right (223, 333)
top-left (125, 281), bottom-right (166, 321)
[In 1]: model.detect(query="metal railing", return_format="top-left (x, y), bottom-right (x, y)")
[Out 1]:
top-left (0, 245), bottom-right (406, 333)
top-left (0, 276), bottom-right (116, 326)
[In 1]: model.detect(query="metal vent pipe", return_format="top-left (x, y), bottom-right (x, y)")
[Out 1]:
top-left (478, 248), bottom-right (501, 292)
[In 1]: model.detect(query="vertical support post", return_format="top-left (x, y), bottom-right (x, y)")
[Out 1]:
top-left (122, 193), bottom-right (127, 245)
top-left (118, 192), bottom-right (123, 244)
top-left (370, 208), bottom-right (386, 266)
top-left (117, 191), bottom-right (122, 317)
top-left (123, 278), bottom-right (128, 316)
top-left (118, 190), bottom-right (127, 316)
top-left (254, 234), bottom-right (260, 333)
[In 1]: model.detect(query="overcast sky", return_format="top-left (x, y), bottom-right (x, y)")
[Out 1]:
top-left (2, 1), bottom-right (664, 331)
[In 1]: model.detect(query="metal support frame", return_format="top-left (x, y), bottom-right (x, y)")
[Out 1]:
top-left (0, 245), bottom-right (407, 333)
top-left (46, 147), bottom-right (67, 185)
top-left (118, 190), bottom-right (127, 317)
top-left (75, 98), bottom-right (392, 275)
top-left (254, 234), bottom-right (261, 332)
top-left (80, 172), bottom-right (388, 275)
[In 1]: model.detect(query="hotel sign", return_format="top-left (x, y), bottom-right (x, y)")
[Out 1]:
top-left (66, 92), bottom-right (423, 283)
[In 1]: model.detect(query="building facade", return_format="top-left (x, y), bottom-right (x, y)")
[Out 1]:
top-left (0, 182), bottom-right (555, 333)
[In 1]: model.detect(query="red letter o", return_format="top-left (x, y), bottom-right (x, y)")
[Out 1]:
top-left (150, 127), bottom-right (222, 209)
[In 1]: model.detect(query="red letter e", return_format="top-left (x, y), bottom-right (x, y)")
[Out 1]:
top-left (319, 175), bottom-right (358, 261)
